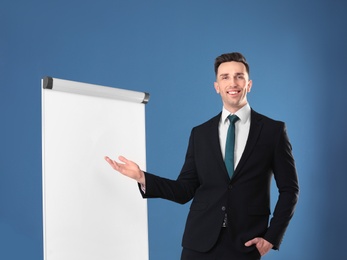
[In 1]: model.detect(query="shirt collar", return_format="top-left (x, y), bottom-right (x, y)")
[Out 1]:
top-left (221, 103), bottom-right (251, 125)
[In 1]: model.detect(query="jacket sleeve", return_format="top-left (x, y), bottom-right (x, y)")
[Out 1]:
top-left (264, 123), bottom-right (299, 249)
top-left (137, 129), bottom-right (200, 205)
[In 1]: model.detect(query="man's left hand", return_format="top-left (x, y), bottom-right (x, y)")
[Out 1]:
top-left (245, 237), bottom-right (273, 256)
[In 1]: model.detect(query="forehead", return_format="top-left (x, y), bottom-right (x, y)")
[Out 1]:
top-left (217, 61), bottom-right (248, 75)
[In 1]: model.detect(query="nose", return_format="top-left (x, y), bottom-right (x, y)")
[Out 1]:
top-left (230, 77), bottom-right (238, 87)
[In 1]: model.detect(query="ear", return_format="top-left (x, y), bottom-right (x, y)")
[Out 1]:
top-left (214, 81), bottom-right (220, 93)
top-left (247, 79), bottom-right (253, 92)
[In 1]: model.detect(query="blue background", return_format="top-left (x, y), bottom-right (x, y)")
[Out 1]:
top-left (1, 0), bottom-right (347, 259)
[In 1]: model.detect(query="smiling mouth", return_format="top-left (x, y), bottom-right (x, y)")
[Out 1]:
top-left (227, 90), bottom-right (240, 95)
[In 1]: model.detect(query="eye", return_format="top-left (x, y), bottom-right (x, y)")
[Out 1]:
top-left (236, 75), bottom-right (245, 80)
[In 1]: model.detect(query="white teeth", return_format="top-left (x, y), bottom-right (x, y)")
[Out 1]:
top-left (228, 91), bottom-right (238, 94)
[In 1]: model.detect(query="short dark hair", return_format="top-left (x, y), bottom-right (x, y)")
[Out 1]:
top-left (214, 52), bottom-right (250, 76)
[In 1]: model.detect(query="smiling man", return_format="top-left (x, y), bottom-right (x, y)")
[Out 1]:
top-left (214, 59), bottom-right (252, 113)
top-left (105, 52), bottom-right (299, 260)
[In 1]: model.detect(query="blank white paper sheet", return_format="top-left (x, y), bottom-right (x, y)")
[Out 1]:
top-left (41, 77), bottom-right (149, 260)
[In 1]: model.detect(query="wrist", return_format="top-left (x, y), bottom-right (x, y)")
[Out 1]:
top-left (137, 171), bottom-right (146, 186)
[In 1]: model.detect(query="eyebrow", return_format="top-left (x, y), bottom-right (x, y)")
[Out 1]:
top-left (219, 73), bottom-right (229, 78)
top-left (218, 72), bottom-right (244, 78)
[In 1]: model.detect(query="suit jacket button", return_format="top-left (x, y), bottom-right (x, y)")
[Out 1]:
top-left (221, 206), bottom-right (226, 211)
top-left (228, 184), bottom-right (233, 189)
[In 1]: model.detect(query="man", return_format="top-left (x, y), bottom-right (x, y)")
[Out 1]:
top-left (105, 52), bottom-right (299, 259)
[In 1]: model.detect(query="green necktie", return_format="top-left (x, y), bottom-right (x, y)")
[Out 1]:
top-left (225, 114), bottom-right (239, 178)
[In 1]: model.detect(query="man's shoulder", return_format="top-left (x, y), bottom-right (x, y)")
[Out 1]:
top-left (251, 109), bottom-right (285, 125)
top-left (193, 112), bottom-right (221, 130)
top-left (251, 109), bottom-right (283, 123)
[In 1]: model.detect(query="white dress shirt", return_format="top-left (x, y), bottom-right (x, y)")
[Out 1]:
top-left (219, 104), bottom-right (251, 169)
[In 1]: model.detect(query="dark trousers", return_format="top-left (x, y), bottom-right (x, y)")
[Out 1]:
top-left (181, 228), bottom-right (261, 260)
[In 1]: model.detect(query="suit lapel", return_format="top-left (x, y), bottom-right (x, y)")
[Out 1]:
top-left (232, 109), bottom-right (263, 180)
top-left (207, 113), bottom-right (229, 179)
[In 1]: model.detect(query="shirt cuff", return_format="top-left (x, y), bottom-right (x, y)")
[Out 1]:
top-left (140, 183), bottom-right (146, 193)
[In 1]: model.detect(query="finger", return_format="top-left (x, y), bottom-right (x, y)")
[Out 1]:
top-left (104, 156), bottom-right (113, 163)
top-left (245, 238), bottom-right (259, 247)
top-left (104, 156), bottom-right (114, 165)
top-left (118, 155), bottom-right (129, 164)
top-left (104, 156), bottom-right (120, 170)
top-left (104, 156), bottom-right (115, 165)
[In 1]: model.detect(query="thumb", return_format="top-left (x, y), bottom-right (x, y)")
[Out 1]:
top-left (245, 238), bottom-right (259, 247)
top-left (118, 155), bottom-right (128, 163)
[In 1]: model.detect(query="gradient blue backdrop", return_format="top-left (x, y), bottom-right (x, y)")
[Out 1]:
top-left (1, 0), bottom-right (347, 259)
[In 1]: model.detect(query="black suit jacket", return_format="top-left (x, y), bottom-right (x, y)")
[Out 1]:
top-left (140, 109), bottom-right (299, 255)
